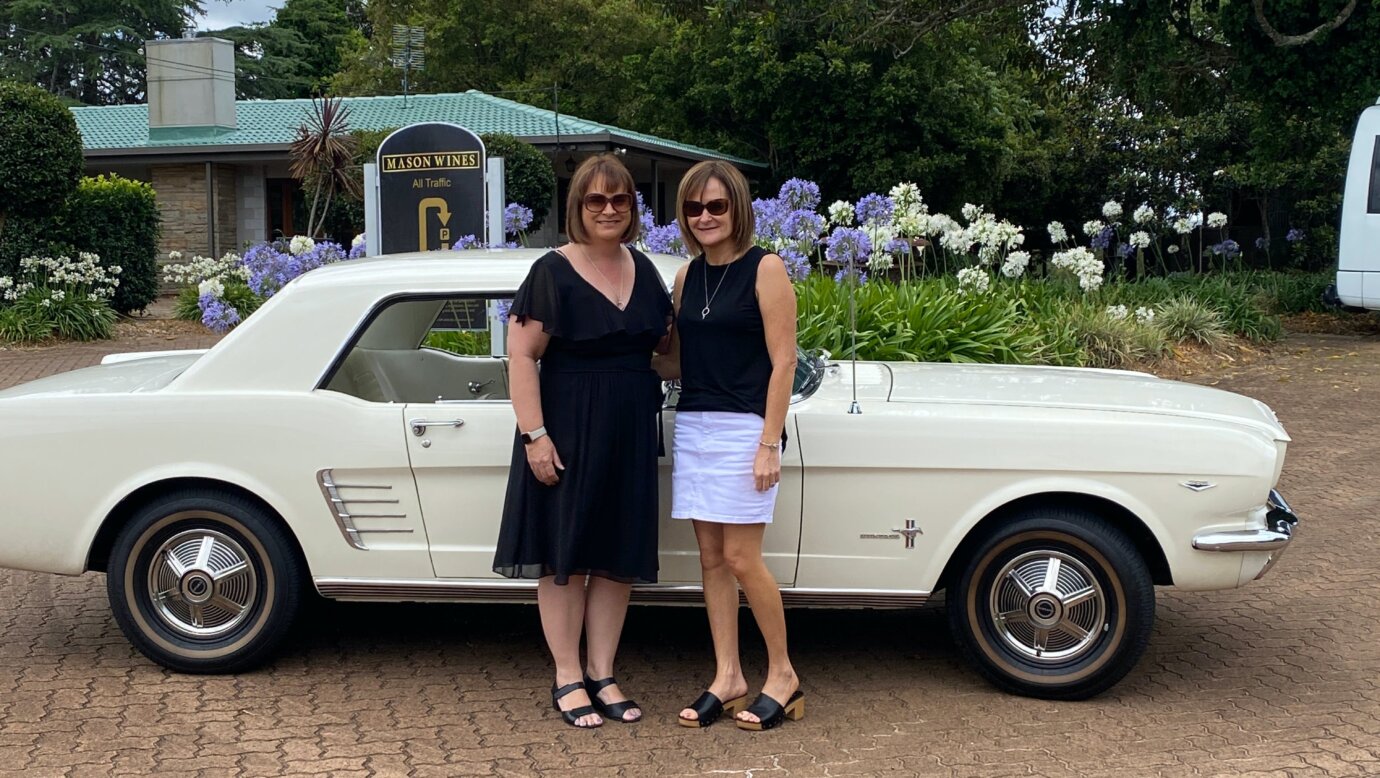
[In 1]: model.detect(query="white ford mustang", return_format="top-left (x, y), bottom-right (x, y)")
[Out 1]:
top-left (0, 250), bottom-right (1298, 699)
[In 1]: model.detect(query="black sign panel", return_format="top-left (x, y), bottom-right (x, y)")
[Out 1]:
top-left (377, 123), bottom-right (486, 253)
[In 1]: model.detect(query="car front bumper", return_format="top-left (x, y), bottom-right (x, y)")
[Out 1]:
top-left (1192, 489), bottom-right (1299, 580)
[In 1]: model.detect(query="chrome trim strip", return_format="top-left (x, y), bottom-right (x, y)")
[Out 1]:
top-left (313, 578), bottom-right (930, 608)
top-left (316, 471), bottom-right (413, 550)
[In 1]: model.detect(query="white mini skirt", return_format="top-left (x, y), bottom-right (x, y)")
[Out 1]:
top-left (671, 411), bottom-right (778, 524)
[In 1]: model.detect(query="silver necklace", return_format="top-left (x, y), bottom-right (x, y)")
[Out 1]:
top-left (701, 258), bottom-right (733, 319)
top-left (580, 246), bottom-right (628, 308)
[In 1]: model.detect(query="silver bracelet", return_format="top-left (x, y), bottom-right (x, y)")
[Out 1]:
top-left (759, 440), bottom-right (781, 450)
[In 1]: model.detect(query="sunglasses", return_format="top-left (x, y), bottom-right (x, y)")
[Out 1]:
top-left (582, 192), bottom-right (634, 213)
top-left (683, 198), bottom-right (730, 218)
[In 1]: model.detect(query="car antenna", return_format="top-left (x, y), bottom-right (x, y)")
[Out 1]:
top-left (848, 269), bottom-right (861, 414)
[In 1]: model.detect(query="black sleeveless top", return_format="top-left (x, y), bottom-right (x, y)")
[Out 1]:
top-left (677, 245), bottom-right (774, 418)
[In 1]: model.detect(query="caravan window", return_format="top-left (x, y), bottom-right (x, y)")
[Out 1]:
top-left (1370, 136), bottom-right (1380, 214)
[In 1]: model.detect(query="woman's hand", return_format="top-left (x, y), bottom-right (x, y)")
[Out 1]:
top-left (753, 444), bottom-right (781, 492)
top-left (526, 436), bottom-right (565, 486)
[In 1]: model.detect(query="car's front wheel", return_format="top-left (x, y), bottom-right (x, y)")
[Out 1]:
top-left (106, 489), bottom-right (303, 673)
top-left (947, 509), bottom-right (1155, 700)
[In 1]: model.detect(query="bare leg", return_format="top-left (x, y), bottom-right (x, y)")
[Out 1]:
top-left (583, 576), bottom-right (640, 721)
top-left (538, 575), bottom-right (601, 727)
top-left (722, 524), bottom-right (798, 723)
top-left (680, 520), bottom-right (749, 721)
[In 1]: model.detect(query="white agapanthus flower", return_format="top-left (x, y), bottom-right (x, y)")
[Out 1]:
top-left (928, 213), bottom-right (959, 236)
top-left (961, 203), bottom-right (983, 222)
top-left (1102, 201), bottom-right (1123, 220)
top-left (50, 289), bottom-right (66, 302)
top-left (1206, 212), bottom-right (1228, 229)
top-left (1133, 205), bottom-right (1155, 224)
top-left (956, 266), bottom-right (990, 295)
top-left (352, 233), bottom-right (366, 249)
top-left (1172, 217), bottom-right (1193, 235)
top-left (1106, 304), bottom-right (1129, 320)
top-left (1129, 231), bottom-right (1152, 249)
top-left (1051, 247), bottom-right (1105, 292)
top-left (828, 200), bottom-right (854, 226)
top-left (1083, 219), bottom-right (1105, 238)
top-left (1001, 251), bottom-right (1030, 278)
top-left (1048, 221), bottom-right (1068, 243)
top-left (940, 229), bottom-right (971, 252)
top-left (1135, 306), bottom-right (1156, 324)
top-left (289, 235), bottom-right (315, 256)
top-left (198, 279), bottom-right (225, 299)
top-left (889, 182), bottom-right (922, 213)
top-left (1167, 245), bottom-right (1180, 254)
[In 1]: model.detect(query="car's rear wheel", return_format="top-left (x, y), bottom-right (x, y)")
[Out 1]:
top-left (106, 489), bottom-right (303, 673)
top-left (947, 509), bottom-right (1155, 700)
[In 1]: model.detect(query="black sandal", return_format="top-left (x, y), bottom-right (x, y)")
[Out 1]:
top-left (678, 690), bottom-right (750, 728)
top-left (584, 675), bottom-right (641, 723)
top-left (735, 690), bottom-right (805, 731)
top-left (551, 681), bottom-right (602, 728)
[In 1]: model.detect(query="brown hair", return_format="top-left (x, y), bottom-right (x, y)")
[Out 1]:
top-left (565, 154), bottom-right (640, 245)
top-left (676, 160), bottom-right (755, 258)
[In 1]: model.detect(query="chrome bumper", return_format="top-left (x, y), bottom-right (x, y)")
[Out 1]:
top-left (1192, 490), bottom-right (1299, 578)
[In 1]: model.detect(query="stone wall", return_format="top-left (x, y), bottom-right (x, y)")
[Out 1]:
top-left (150, 164), bottom-right (210, 260)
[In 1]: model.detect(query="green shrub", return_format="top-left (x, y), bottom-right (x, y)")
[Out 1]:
top-left (481, 133), bottom-right (556, 231)
top-left (1057, 306), bottom-right (1167, 369)
top-left (424, 330), bottom-right (491, 355)
top-left (1156, 296), bottom-right (1229, 348)
top-left (0, 82), bottom-right (84, 243)
top-left (0, 303), bottom-right (51, 343)
top-left (58, 175), bottom-right (162, 314)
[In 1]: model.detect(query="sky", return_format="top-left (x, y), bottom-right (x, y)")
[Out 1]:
top-left (196, 0), bottom-right (279, 31)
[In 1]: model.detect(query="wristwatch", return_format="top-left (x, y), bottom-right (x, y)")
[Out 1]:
top-left (521, 425), bottom-right (548, 445)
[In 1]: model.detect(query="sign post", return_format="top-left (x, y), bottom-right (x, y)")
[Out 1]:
top-left (376, 123), bottom-right (486, 253)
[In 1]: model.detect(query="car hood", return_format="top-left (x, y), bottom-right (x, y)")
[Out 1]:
top-left (0, 351), bottom-right (206, 399)
top-left (882, 361), bottom-right (1289, 440)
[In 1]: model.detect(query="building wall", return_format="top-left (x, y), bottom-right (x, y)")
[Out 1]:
top-left (214, 164), bottom-right (238, 257)
top-left (236, 165), bottom-right (267, 249)
top-left (149, 163), bottom-right (239, 262)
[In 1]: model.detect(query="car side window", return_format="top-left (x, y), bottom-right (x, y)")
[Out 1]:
top-left (1369, 135), bottom-right (1380, 215)
top-left (323, 295), bottom-right (512, 403)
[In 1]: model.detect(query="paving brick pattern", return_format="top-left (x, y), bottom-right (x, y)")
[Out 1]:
top-left (1, 325), bottom-right (1378, 777)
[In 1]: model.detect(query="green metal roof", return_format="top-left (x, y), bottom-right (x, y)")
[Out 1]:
top-left (70, 90), bottom-right (764, 167)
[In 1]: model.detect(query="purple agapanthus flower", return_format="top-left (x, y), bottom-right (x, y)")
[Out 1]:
top-left (451, 235), bottom-right (482, 250)
top-left (1254, 237), bottom-right (1269, 250)
top-left (753, 198), bottom-right (788, 244)
top-left (493, 299), bottom-right (513, 320)
top-left (777, 247), bottom-right (811, 281)
top-left (1117, 243), bottom-right (1133, 258)
top-left (1286, 228), bottom-right (1305, 243)
top-left (777, 178), bottom-right (821, 212)
top-left (833, 267), bottom-right (868, 284)
top-left (1210, 239), bottom-right (1242, 258)
top-left (782, 209), bottom-right (825, 244)
top-left (825, 227), bottom-right (872, 271)
top-left (1091, 227), bottom-right (1114, 250)
top-left (645, 223), bottom-right (686, 256)
top-left (854, 193), bottom-right (893, 225)
top-left (503, 203), bottom-right (534, 236)
top-left (199, 294), bottom-right (241, 333)
top-left (885, 237), bottom-right (912, 255)
top-left (348, 235), bottom-right (367, 260)
top-left (636, 192), bottom-right (655, 236)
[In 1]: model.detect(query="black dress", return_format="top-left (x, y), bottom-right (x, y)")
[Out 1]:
top-left (493, 248), bottom-right (672, 585)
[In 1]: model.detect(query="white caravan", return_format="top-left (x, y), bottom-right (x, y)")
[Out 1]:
top-left (1334, 103), bottom-right (1380, 310)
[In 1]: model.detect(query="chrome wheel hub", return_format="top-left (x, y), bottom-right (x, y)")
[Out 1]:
top-left (989, 550), bottom-right (1106, 664)
top-left (147, 529), bottom-right (258, 639)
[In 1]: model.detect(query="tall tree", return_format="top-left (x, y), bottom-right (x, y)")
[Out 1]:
top-left (0, 0), bottom-right (204, 104)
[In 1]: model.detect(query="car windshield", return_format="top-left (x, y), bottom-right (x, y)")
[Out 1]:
top-left (791, 346), bottom-right (826, 401)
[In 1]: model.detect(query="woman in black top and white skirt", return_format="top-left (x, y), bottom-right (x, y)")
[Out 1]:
top-left (654, 160), bottom-right (804, 730)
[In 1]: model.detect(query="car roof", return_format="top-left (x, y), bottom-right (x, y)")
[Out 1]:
top-left (293, 248), bottom-right (686, 294)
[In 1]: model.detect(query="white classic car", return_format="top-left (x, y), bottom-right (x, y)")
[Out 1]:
top-left (0, 250), bottom-right (1298, 700)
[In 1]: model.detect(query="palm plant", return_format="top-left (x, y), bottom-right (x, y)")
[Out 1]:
top-left (289, 96), bottom-right (360, 238)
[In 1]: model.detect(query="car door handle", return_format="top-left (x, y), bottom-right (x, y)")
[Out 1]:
top-left (410, 418), bottom-right (465, 436)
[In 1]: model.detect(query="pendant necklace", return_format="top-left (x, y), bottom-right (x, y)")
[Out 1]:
top-left (702, 258), bottom-right (733, 319)
top-left (581, 247), bottom-right (627, 308)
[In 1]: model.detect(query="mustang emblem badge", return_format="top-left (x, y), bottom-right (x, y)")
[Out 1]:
top-left (891, 519), bottom-right (923, 549)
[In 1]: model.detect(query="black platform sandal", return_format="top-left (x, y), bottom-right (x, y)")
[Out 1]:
top-left (678, 690), bottom-right (750, 728)
top-left (735, 690), bottom-right (805, 731)
top-left (551, 681), bottom-right (602, 728)
top-left (584, 675), bottom-right (642, 723)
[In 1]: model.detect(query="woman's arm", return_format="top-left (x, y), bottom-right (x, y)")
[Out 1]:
top-left (652, 262), bottom-right (691, 381)
top-left (508, 317), bottom-right (563, 485)
top-left (754, 253), bottom-right (798, 491)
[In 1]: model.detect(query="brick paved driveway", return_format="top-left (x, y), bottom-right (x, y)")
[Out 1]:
top-left (1, 323), bottom-right (1378, 777)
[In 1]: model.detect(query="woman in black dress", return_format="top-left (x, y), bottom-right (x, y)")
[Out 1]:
top-left (493, 154), bottom-right (671, 729)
